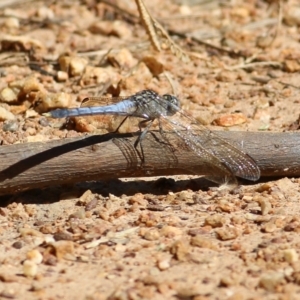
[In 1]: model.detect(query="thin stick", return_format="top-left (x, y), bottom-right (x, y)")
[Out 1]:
top-left (135, 0), bottom-right (190, 62)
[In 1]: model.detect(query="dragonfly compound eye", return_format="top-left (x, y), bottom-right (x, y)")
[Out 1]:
top-left (163, 94), bottom-right (180, 116)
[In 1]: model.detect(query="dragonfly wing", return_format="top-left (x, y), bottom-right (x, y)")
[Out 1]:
top-left (157, 115), bottom-right (233, 179)
top-left (80, 96), bottom-right (133, 107)
top-left (158, 109), bottom-right (260, 181)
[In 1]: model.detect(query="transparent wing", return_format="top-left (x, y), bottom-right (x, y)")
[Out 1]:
top-left (80, 96), bottom-right (132, 107)
top-left (154, 102), bottom-right (260, 181)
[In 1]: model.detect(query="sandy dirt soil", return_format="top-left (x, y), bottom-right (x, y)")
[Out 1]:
top-left (0, 0), bottom-right (300, 299)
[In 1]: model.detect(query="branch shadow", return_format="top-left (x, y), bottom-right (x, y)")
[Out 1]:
top-left (0, 176), bottom-right (217, 206)
top-left (0, 132), bottom-right (136, 181)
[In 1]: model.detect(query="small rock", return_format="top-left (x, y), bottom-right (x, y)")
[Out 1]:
top-left (177, 190), bottom-right (193, 202)
top-left (89, 20), bottom-right (131, 39)
top-left (259, 272), bottom-right (285, 292)
top-left (23, 260), bottom-right (38, 277)
top-left (215, 226), bottom-right (239, 240)
top-left (78, 190), bottom-right (94, 205)
top-left (38, 92), bottom-right (72, 112)
top-left (25, 109), bottom-right (38, 118)
top-left (19, 227), bottom-right (44, 237)
top-left (276, 177), bottom-right (294, 194)
top-left (283, 249), bottom-right (298, 263)
top-left (111, 208), bottom-right (126, 218)
top-left (85, 198), bottom-right (98, 211)
top-left (231, 7), bottom-right (249, 18)
top-left (89, 20), bottom-right (113, 35)
top-left (4, 17), bottom-right (19, 28)
top-left (157, 257), bottom-right (171, 270)
top-left (257, 197), bottom-right (271, 215)
top-left (170, 239), bottom-right (190, 261)
top-left (160, 226), bottom-right (182, 238)
top-left (256, 35), bottom-right (273, 49)
top-left (17, 75), bottom-right (45, 96)
top-left (26, 249), bottom-right (43, 264)
top-left (142, 229), bottom-right (160, 241)
top-left (108, 48), bottom-right (137, 69)
top-left (59, 55), bottom-right (88, 77)
top-left (217, 200), bottom-right (234, 213)
top-left (179, 5), bottom-right (192, 15)
top-left (111, 20), bottom-right (132, 39)
top-left (214, 113), bottom-right (247, 127)
top-left (0, 106), bottom-right (15, 121)
top-left (26, 127), bottom-right (37, 136)
top-left (283, 60), bottom-right (300, 73)
top-left (215, 71), bottom-right (237, 82)
top-left (128, 193), bottom-right (147, 206)
top-left (0, 87), bottom-right (17, 103)
top-left (220, 274), bottom-right (240, 287)
top-left (204, 215), bottom-right (226, 228)
top-left (39, 117), bottom-right (50, 127)
top-left (0, 273), bottom-right (18, 283)
top-left (56, 70), bottom-right (69, 82)
top-left (261, 221), bottom-right (277, 233)
top-left (80, 66), bottom-right (116, 86)
top-left (141, 56), bottom-right (164, 77)
top-left (0, 289), bottom-right (17, 298)
top-left (242, 195), bottom-right (253, 202)
top-left (98, 210), bottom-right (109, 221)
top-left (284, 6), bottom-right (300, 26)
top-left (119, 62), bottom-right (152, 90)
top-left (12, 241), bottom-right (23, 249)
top-left (26, 134), bottom-right (49, 143)
top-left (190, 236), bottom-right (217, 250)
top-left (2, 119), bottom-right (18, 132)
top-left (256, 183), bottom-right (272, 193)
top-left (49, 240), bottom-right (74, 260)
top-left (69, 208), bottom-right (85, 219)
top-left (36, 7), bottom-right (54, 19)
top-left (53, 232), bottom-right (73, 241)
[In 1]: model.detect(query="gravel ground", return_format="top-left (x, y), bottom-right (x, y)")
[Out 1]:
top-left (0, 0), bottom-right (300, 299)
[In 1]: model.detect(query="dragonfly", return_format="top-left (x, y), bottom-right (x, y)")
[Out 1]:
top-left (44, 90), bottom-right (260, 183)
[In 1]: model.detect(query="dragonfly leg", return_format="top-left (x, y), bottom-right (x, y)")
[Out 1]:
top-left (157, 119), bottom-right (174, 148)
top-left (134, 119), bottom-right (154, 163)
top-left (113, 116), bottom-right (129, 133)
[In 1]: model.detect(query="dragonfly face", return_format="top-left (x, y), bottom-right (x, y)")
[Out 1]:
top-left (162, 94), bottom-right (180, 116)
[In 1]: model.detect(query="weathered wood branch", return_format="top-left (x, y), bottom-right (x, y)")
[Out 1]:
top-left (0, 131), bottom-right (299, 195)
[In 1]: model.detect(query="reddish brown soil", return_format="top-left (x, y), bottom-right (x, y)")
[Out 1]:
top-left (0, 0), bottom-right (300, 299)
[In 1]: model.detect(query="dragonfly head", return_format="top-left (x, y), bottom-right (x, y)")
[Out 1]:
top-left (163, 94), bottom-right (180, 116)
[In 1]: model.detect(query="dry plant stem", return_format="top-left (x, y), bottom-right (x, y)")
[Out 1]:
top-left (135, 0), bottom-right (190, 61)
top-left (266, 0), bottom-right (283, 48)
top-left (0, 0), bottom-right (35, 9)
top-left (135, 0), bottom-right (161, 51)
top-left (0, 131), bottom-right (299, 195)
top-left (224, 61), bottom-right (282, 71)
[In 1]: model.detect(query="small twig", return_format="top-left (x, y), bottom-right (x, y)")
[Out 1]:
top-left (135, 0), bottom-right (190, 62)
top-left (135, 0), bottom-right (161, 51)
top-left (224, 61), bottom-right (281, 71)
top-left (163, 71), bottom-right (177, 95)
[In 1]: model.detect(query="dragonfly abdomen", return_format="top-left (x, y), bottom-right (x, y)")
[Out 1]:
top-left (47, 100), bottom-right (138, 118)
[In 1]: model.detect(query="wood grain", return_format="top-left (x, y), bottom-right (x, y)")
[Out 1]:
top-left (0, 131), bottom-right (299, 195)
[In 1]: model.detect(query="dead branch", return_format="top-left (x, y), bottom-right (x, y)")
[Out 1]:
top-left (0, 131), bottom-right (299, 195)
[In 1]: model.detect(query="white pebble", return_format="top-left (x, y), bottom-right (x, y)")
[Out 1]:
top-left (23, 260), bottom-right (38, 277)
